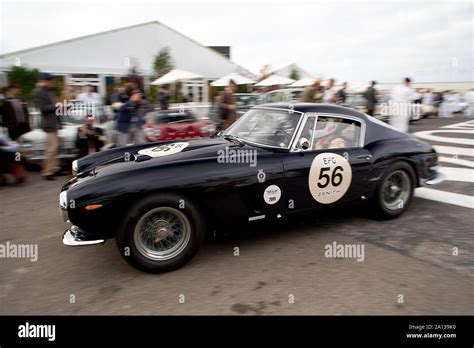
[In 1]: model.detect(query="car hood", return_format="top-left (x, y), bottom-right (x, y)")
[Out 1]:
top-left (75, 138), bottom-right (265, 181)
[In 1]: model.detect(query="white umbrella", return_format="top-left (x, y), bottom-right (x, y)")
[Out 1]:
top-left (210, 73), bottom-right (255, 87)
top-left (288, 77), bottom-right (315, 88)
top-left (254, 75), bottom-right (295, 87)
top-left (151, 69), bottom-right (203, 85)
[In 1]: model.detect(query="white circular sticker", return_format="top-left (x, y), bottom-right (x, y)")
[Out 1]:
top-left (263, 185), bottom-right (281, 205)
top-left (308, 153), bottom-right (352, 204)
top-left (137, 142), bottom-right (189, 158)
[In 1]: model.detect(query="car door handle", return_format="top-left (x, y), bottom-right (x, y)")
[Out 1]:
top-left (357, 154), bottom-right (373, 161)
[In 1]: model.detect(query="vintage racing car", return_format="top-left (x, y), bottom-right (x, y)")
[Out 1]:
top-left (60, 103), bottom-right (444, 273)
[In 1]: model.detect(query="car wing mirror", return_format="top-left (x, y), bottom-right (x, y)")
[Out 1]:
top-left (298, 137), bottom-right (310, 150)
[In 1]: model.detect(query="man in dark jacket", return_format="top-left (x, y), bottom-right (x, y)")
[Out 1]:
top-left (158, 85), bottom-right (170, 110)
top-left (218, 79), bottom-right (237, 130)
top-left (75, 115), bottom-right (105, 158)
top-left (1, 84), bottom-right (31, 140)
top-left (116, 87), bottom-right (145, 146)
top-left (35, 73), bottom-right (61, 180)
top-left (363, 81), bottom-right (377, 116)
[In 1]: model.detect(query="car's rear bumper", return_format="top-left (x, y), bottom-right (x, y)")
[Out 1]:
top-left (63, 225), bottom-right (106, 246)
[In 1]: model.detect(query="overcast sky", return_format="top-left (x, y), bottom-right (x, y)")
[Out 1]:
top-left (0, 0), bottom-right (472, 82)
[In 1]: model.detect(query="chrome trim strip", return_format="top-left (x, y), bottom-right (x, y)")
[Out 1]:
top-left (248, 215), bottom-right (266, 221)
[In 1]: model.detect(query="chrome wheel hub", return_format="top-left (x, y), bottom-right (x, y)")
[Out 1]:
top-left (133, 207), bottom-right (191, 261)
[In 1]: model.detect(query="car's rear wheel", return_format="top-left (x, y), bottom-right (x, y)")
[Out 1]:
top-left (371, 162), bottom-right (415, 219)
top-left (116, 194), bottom-right (205, 273)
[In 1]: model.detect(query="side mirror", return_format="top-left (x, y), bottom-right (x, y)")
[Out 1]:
top-left (298, 137), bottom-right (310, 150)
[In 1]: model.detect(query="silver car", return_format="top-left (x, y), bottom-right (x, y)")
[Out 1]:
top-left (17, 106), bottom-right (115, 165)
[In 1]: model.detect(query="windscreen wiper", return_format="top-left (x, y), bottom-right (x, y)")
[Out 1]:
top-left (223, 134), bottom-right (245, 146)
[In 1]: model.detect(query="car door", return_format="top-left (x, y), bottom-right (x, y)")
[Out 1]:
top-left (281, 113), bottom-right (373, 213)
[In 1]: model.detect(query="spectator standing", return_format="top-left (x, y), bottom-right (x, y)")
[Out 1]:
top-left (1, 84), bottom-right (31, 140)
top-left (299, 80), bottom-right (323, 103)
top-left (363, 81), bottom-right (377, 116)
top-left (60, 85), bottom-right (77, 103)
top-left (34, 73), bottom-right (61, 181)
top-left (75, 114), bottom-right (106, 158)
top-left (390, 78), bottom-right (417, 132)
top-left (116, 87), bottom-right (145, 146)
top-left (77, 84), bottom-right (104, 122)
top-left (219, 79), bottom-right (237, 130)
top-left (337, 82), bottom-right (348, 104)
top-left (323, 79), bottom-right (337, 103)
top-left (158, 85), bottom-right (170, 110)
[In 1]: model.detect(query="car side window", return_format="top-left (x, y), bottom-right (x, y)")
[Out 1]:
top-left (312, 116), bottom-right (362, 150)
top-left (295, 116), bottom-right (316, 150)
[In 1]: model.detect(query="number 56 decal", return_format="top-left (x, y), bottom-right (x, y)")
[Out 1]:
top-left (309, 153), bottom-right (352, 204)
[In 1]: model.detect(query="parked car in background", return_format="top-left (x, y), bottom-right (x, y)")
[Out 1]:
top-left (17, 104), bottom-right (115, 167)
top-left (233, 93), bottom-right (261, 118)
top-left (261, 88), bottom-right (303, 103)
top-left (143, 109), bottom-right (216, 142)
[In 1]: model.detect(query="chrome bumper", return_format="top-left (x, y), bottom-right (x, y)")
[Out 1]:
top-left (63, 226), bottom-right (105, 246)
top-left (425, 171), bottom-right (445, 185)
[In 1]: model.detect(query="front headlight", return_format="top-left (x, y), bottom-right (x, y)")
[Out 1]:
top-left (59, 191), bottom-right (69, 222)
top-left (72, 160), bottom-right (78, 175)
top-left (59, 191), bottom-right (68, 209)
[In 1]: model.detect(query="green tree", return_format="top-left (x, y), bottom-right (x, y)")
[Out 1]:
top-left (7, 66), bottom-right (39, 100)
top-left (153, 47), bottom-right (174, 78)
top-left (289, 68), bottom-right (300, 81)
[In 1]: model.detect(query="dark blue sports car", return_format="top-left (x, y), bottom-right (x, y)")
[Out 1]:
top-left (60, 103), bottom-right (444, 273)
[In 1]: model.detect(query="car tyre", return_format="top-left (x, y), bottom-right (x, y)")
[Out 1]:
top-left (116, 193), bottom-right (205, 273)
top-left (370, 161), bottom-right (415, 219)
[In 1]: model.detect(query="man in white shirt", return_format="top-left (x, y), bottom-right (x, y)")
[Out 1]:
top-left (77, 84), bottom-right (103, 121)
top-left (390, 78), bottom-right (417, 132)
top-left (323, 79), bottom-right (336, 104)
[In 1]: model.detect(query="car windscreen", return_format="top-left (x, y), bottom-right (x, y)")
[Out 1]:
top-left (225, 108), bottom-right (301, 148)
top-left (153, 111), bottom-right (196, 124)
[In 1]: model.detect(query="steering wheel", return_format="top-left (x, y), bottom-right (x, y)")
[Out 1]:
top-left (274, 129), bottom-right (290, 137)
top-left (274, 129), bottom-right (290, 146)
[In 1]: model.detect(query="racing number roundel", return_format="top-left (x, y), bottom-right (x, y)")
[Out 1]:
top-left (308, 153), bottom-right (352, 204)
top-left (138, 142), bottom-right (189, 158)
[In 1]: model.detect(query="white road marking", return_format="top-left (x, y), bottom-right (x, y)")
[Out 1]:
top-left (415, 188), bottom-right (474, 209)
top-left (439, 156), bottom-right (474, 168)
top-left (441, 120), bottom-right (474, 129)
top-left (412, 121), bottom-right (474, 208)
top-left (433, 145), bottom-right (474, 157)
top-left (412, 130), bottom-right (474, 145)
top-left (438, 167), bottom-right (474, 182)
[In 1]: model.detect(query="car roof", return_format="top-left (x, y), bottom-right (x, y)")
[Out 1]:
top-left (253, 103), bottom-right (369, 121)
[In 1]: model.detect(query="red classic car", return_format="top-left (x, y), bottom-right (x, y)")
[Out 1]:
top-left (143, 109), bottom-right (216, 142)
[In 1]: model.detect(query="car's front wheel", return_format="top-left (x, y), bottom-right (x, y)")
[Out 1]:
top-left (116, 194), bottom-right (205, 273)
top-left (371, 162), bottom-right (415, 219)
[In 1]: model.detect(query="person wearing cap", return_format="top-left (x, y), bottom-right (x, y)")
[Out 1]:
top-left (34, 72), bottom-right (61, 181)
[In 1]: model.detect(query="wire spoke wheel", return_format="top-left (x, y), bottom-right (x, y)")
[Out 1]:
top-left (133, 207), bottom-right (191, 261)
top-left (381, 170), bottom-right (411, 211)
